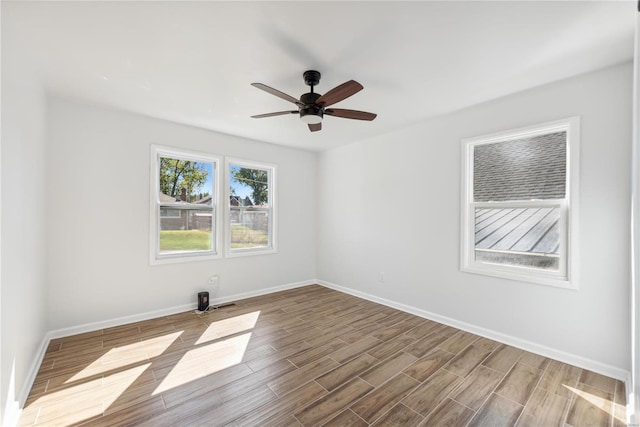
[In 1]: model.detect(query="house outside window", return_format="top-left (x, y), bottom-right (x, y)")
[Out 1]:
top-left (460, 117), bottom-right (579, 289)
top-left (150, 146), bottom-right (220, 264)
top-left (226, 158), bottom-right (277, 256)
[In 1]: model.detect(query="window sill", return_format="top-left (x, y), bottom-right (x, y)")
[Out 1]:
top-left (460, 263), bottom-right (577, 290)
top-left (150, 251), bottom-right (221, 266)
top-left (225, 247), bottom-right (277, 258)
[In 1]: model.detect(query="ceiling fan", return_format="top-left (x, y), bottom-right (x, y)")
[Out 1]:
top-left (250, 70), bottom-right (377, 132)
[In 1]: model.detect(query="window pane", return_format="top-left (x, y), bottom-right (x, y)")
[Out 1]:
top-left (229, 164), bottom-right (272, 252)
top-left (473, 131), bottom-right (566, 202)
top-left (230, 208), bottom-right (269, 249)
top-left (474, 206), bottom-right (560, 271)
top-left (158, 156), bottom-right (214, 254)
top-left (229, 166), bottom-right (269, 207)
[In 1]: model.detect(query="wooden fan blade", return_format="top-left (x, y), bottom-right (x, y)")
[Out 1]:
top-left (308, 123), bottom-right (322, 132)
top-left (251, 83), bottom-right (303, 106)
top-left (251, 111), bottom-right (298, 119)
top-left (324, 108), bottom-right (377, 121)
top-left (315, 80), bottom-right (363, 107)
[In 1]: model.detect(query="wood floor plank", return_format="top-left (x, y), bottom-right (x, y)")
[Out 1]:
top-left (245, 340), bottom-right (312, 372)
top-left (287, 338), bottom-right (345, 367)
top-left (159, 362), bottom-right (253, 409)
top-left (372, 319), bottom-right (421, 342)
top-left (360, 351), bottom-right (418, 387)
top-left (518, 350), bottom-right (550, 371)
top-left (405, 319), bottom-right (441, 339)
top-left (339, 322), bottom-right (382, 344)
top-left (482, 344), bottom-right (523, 374)
top-left (351, 373), bottom-right (419, 423)
top-left (402, 368), bottom-right (464, 417)
top-left (322, 409), bottom-right (368, 427)
top-left (18, 285), bottom-right (625, 427)
top-left (293, 377), bottom-right (374, 426)
top-left (537, 359), bottom-right (581, 399)
top-left (494, 362), bottom-right (543, 405)
top-left (468, 393), bottom-right (524, 427)
top-left (405, 332), bottom-right (449, 358)
top-left (367, 333), bottom-right (414, 360)
top-left (81, 397), bottom-right (166, 427)
top-left (438, 330), bottom-right (479, 354)
top-left (190, 385), bottom-right (278, 426)
top-left (579, 369), bottom-right (618, 394)
top-left (420, 398), bottom-right (475, 427)
top-left (267, 356), bottom-right (339, 396)
top-left (443, 343), bottom-right (493, 378)
top-left (315, 353), bottom-right (379, 392)
top-left (329, 335), bottom-right (382, 364)
top-left (516, 387), bottom-right (569, 427)
top-left (216, 358), bottom-right (296, 402)
top-left (450, 364), bottom-right (503, 410)
top-left (236, 381), bottom-right (327, 426)
top-left (403, 348), bottom-right (455, 382)
top-left (370, 403), bottom-right (424, 427)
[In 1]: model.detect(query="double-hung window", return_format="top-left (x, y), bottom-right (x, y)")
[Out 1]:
top-left (225, 158), bottom-right (277, 256)
top-left (150, 146), bottom-right (220, 264)
top-left (461, 117), bottom-right (579, 289)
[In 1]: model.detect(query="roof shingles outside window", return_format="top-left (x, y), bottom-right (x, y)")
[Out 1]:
top-left (473, 131), bottom-right (566, 202)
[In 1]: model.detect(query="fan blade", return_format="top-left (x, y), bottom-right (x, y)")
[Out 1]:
top-left (251, 111), bottom-right (298, 119)
top-left (251, 83), bottom-right (303, 106)
top-left (325, 108), bottom-right (377, 121)
top-left (315, 80), bottom-right (363, 107)
top-left (308, 123), bottom-right (322, 132)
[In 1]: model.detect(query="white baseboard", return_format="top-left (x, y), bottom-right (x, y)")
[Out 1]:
top-left (18, 279), bottom-right (315, 412)
top-left (317, 280), bottom-right (630, 383)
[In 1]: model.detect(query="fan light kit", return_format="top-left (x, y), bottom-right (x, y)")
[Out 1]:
top-left (251, 70), bottom-right (377, 132)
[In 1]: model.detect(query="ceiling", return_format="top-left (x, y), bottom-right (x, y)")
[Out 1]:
top-left (6, 1), bottom-right (636, 151)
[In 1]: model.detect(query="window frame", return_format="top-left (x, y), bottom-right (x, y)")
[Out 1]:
top-left (149, 145), bottom-right (222, 265)
top-left (460, 117), bottom-right (580, 289)
top-left (224, 157), bottom-right (277, 257)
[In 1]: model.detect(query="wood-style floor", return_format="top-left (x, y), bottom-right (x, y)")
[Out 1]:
top-left (20, 285), bottom-right (626, 426)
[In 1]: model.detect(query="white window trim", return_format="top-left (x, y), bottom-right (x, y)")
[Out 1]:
top-left (460, 117), bottom-right (580, 290)
top-left (149, 145), bottom-right (222, 265)
top-left (224, 157), bottom-right (277, 258)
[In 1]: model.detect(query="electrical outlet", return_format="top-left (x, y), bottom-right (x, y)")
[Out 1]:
top-left (208, 275), bottom-right (219, 286)
top-left (379, 272), bottom-right (384, 282)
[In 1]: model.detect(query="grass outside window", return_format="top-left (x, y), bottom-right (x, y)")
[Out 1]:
top-left (231, 225), bottom-right (268, 249)
top-left (160, 230), bottom-right (212, 252)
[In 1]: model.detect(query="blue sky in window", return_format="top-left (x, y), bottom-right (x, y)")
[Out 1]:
top-left (229, 165), bottom-right (252, 199)
top-left (195, 164), bottom-right (251, 199)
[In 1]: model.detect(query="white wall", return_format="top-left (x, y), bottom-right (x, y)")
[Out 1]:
top-left (46, 98), bottom-right (316, 331)
top-left (1, 9), bottom-right (50, 425)
top-left (318, 62), bottom-right (632, 374)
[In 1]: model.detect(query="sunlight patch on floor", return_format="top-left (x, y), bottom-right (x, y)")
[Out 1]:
top-left (154, 332), bottom-right (252, 395)
top-left (196, 311), bottom-right (261, 345)
top-left (66, 331), bottom-right (182, 383)
top-left (564, 384), bottom-right (625, 424)
top-left (32, 363), bottom-right (149, 426)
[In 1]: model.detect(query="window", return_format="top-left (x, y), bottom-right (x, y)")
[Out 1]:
top-left (225, 158), bottom-right (276, 256)
top-left (460, 117), bottom-right (579, 289)
top-left (150, 146), bottom-right (220, 264)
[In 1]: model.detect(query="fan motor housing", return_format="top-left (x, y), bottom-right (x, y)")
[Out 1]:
top-left (300, 104), bottom-right (323, 123)
top-left (299, 92), bottom-right (323, 123)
